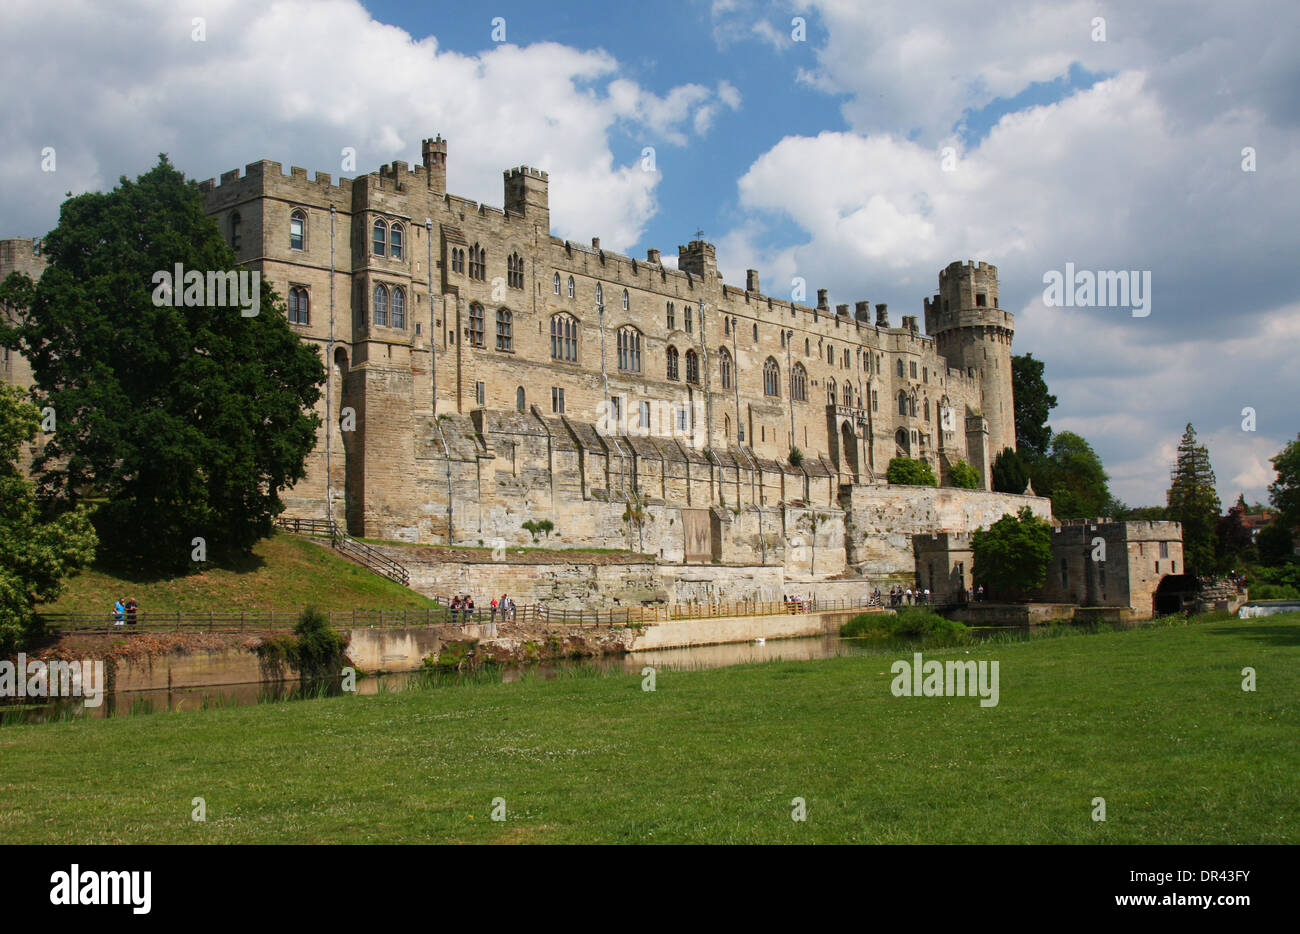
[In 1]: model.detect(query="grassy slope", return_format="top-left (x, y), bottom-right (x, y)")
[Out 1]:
top-left (0, 615), bottom-right (1295, 844)
top-left (38, 532), bottom-right (438, 614)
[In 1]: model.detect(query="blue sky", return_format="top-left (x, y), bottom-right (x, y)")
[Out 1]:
top-left (1, 0), bottom-right (1298, 508)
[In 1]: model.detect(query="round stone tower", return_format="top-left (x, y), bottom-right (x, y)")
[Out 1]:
top-left (923, 260), bottom-right (1016, 458)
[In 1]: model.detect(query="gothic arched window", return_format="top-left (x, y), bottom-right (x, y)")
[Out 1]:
top-left (372, 284), bottom-right (388, 327)
top-left (719, 347), bottom-right (733, 390)
top-left (551, 313), bottom-right (579, 362)
top-left (685, 349), bottom-right (699, 384)
top-left (763, 357), bottom-right (780, 397)
top-left (372, 219), bottom-right (387, 257)
top-left (390, 287), bottom-right (405, 329)
top-left (288, 286), bottom-right (309, 325)
top-left (792, 363), bottom-right (807, 402)
top-left (617, 326), bottom-right (642, 372)
top-left (468, 302), bottom-right (485, 346)
top-left (496, 308), bottom-right (513, 351)
top-left (289, 210), bottom-right (305, 251)
top-left (666, 346), bottom-right (679, 381)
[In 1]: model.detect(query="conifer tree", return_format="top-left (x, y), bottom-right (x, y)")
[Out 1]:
top-left (1166, 423), bottom-right (1220, 575)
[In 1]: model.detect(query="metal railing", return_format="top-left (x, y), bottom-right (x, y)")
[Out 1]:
top-left (274, 517), bottom-right (409, 587)
top-left (38, 597), bottom-right (884, 634)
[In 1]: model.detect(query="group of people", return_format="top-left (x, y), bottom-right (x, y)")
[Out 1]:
top-left (111, 597), bottom-right (138, 626)
top-left (446, 593), bottom-right (516, 624)
top-left (875, 586), bottom-right (931, 607)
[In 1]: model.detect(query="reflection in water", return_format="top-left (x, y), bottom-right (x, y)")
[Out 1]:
top-left (3, 622), bottom-right (1126, 726)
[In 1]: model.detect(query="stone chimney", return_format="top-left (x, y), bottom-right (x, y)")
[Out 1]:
top-left (816, 288), bottom-right (829, 310)
top-left (647, 248), bottom-right (661, 264)
top-left (875, 303), bottom-right (889, 327)
top-left (746, 269), bottom-right (760, 293)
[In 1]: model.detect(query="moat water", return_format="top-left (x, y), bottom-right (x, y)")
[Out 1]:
top-left (0, 620), bottom-right (1169, 725)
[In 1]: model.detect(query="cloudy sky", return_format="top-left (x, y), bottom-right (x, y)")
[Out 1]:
top-left (3, 0), bottom-right (1296, 507)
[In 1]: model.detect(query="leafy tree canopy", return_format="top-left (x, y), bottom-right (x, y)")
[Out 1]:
top-left (0, 156), bottom-right (325, 572)
top-left (1012, 353), bottom-right (1057, 458)
top-left (972, 506), bottom-right (1053, 598)
top-left (946, 459), bottom-right (981, 490)
top-left (887, 456), bottom-right (937, 486)
top-left (0, 384), bottom-right (98, 652)
top-left (1037, 431), bottom-right (1112, 520)
top-left (1269, 433), bottom-right (1300, 529)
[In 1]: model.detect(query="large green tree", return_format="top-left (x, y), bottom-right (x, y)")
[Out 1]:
top-left (1269, 433), bottom-right (1300, 529)
top-left (0, 156), bottom-right (325, 572)
top-left (1011, 353), bottom-right (1057, 458)
top-left (1165, 423), bottom-right (1220, 576)
top-left (0, 384), bottom-right (98, 652)
top-left (1038, 431), bottom-right (1112, 520)
top-left (972, 506), bottom-right (1053, 599)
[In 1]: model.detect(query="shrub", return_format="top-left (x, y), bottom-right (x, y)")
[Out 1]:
top-left (886, 457), bottom-right (937, 486)
top-left (789, 447), bottom-right (804, 467)
top-left (257, 607), bottom-right (348, 680)
top-left (1251, 583), bottom-right (1300, 600)
top-left (292, 607), bottom-right (348, 679)
top-left (947, 460), bottom-right (981, 489)
top-left (841, 606), bottom-right (970, 646)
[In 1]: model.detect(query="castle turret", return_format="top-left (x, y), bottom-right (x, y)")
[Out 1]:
top-left (504, 165), bottom-right (549, 230)
top-left (924, 260), bottom-right (1016, 459)
top-left (421, 135), bottom-right (447, 192)
top-left (677, 240), bottom-right (717, 280)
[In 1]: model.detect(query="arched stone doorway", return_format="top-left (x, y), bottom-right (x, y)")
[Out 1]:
top-left (895, 427), bottom-right (910, 457)
top-left (1153, 574), bottom-right (1197, 615)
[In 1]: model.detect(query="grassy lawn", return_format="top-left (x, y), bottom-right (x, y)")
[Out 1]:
top-left (38, 532), bottom-right (438, 615)
top-left (1, 614), bottom-right (1295, 843)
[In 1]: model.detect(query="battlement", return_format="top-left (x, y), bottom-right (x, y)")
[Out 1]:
top-left (505, 165), bottom-right (548, 182)
top-left (197, 160), bottom-right (349, 195)
top-left (1051, 520), bottom-right (1183, 542)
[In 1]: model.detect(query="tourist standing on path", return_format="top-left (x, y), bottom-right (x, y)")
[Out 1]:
top-left (125, 596), bottom-right (138, 626)
top-left (113, 599), bottom-right (125, 627)
top-left (490, 597), bottom-right (499, 622)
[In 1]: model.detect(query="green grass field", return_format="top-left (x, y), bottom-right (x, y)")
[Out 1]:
top-left (1, 614), bottom-right (1295, 843)
top-left (37, 532), bottom-right (438, 615)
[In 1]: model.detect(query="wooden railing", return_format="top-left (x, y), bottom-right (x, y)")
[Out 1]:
top-left (274, 517), bottom-right (410, 587)
top-left (38, 597), bottom-right (883, 634)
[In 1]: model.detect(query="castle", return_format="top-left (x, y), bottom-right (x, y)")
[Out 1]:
top-left (0, 136), bottom-right (1185, 615)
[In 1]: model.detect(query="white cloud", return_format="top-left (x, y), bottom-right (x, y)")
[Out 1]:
top-left (712, 1), bottom-right (1300, 505)
top-left (0, 0), bottom-right (735, 252)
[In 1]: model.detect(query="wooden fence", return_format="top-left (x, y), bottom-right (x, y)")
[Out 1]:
top-left (274, 517), bottom-right (410, 586)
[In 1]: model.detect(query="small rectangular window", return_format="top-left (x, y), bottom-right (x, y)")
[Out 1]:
top-left (475, 382), bottom-right (485, 406)
top-left (639, 401), bottom-right (650, 432)
top-left (1159, 541), bottom-right (1169, 558)
top-left (552, 387), bottom-right (565, 414)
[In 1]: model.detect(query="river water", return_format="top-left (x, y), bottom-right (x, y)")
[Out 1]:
top-left (0, 621), bottom-right (1154, 725)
